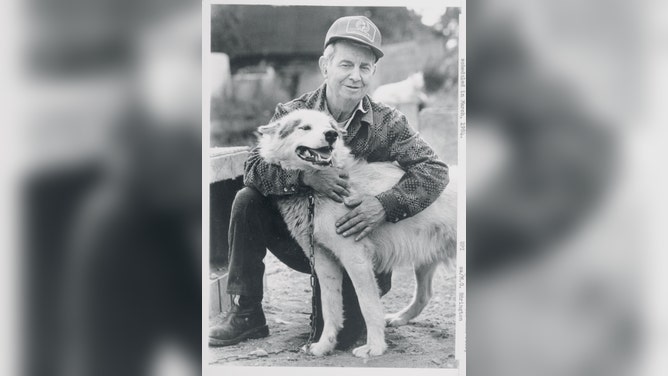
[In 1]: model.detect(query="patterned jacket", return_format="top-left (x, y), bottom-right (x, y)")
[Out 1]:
top-left (244, 83), bottom-right (449, 223)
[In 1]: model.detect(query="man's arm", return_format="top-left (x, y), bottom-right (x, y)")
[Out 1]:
top-left (335, 109), bottom-right (449, 241)
top-left (243, 103), bottom-right (303, 196)
top-left (375, 110), bottom-right (449, 223)
top-left (243, 146), bottom-right (302, 196)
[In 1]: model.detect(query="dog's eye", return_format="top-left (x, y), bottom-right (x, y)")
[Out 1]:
top-left (299, 125), bottom-right (312, 131)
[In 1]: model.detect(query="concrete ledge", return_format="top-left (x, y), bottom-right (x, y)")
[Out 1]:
top-left (210, 146), bottom-right (250, 183)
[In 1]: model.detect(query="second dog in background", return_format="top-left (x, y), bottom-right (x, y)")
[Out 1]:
top-left (372, 72), bottom-right (428, 108)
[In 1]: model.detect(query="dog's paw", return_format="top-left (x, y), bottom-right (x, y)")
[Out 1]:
top-left (385, 313), bottom-right (409, 327)
top-left (352, 343), bottom-right (387, 358)
top-left (305, 341), bottom-right (335, 357)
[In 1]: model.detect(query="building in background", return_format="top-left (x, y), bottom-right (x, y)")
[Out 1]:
top-left (209, 5), bottom-right (459, 147)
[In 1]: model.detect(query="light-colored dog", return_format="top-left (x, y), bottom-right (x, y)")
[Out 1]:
top-left (257, 109), bottom-right (456, 358)
top-left (372, 72), bottom-right (429, 107)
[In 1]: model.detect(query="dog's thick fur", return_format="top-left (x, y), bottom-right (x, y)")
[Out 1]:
top-left (257, 109), bottom-right (456, 358)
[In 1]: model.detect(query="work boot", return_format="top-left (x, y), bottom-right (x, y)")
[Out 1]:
top-left (209, 296), bottom-right (269, 346)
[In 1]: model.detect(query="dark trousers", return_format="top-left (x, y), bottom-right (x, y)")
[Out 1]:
top-left (226, 187), bottom-right (311, 297)
top-left (226, 187), bottom-right (391, 343)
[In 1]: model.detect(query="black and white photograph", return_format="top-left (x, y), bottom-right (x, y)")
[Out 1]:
top-left (8, 0), bottom-right (668, 376)
top-left (204, 0), bottom-right (466, 371)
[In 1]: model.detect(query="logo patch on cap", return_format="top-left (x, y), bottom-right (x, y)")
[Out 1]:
top-left (346, 18), bottom-right (376, 42)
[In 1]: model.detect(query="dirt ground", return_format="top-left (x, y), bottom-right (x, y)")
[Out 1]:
top-left (208, 252), bottom-right (457, 368)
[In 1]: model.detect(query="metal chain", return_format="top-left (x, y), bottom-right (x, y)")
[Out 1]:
top-left (304, 193), bottom-right (318, 351)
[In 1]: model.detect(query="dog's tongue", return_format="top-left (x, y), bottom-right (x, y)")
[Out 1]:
top-left (296, 146), bottom-right (333, 166)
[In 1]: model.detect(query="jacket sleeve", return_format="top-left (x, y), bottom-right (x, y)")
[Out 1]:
top-left (242, 103), bottom-right (304, 196)
top-left (375, 111), bottom-right (450, 223)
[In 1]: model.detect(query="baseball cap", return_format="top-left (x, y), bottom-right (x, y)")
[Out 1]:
top-left (324, 16), bottom-right (384, 59)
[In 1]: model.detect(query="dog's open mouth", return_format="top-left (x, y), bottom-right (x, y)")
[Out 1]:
top-left (296, 146), bottom-right (333, 166)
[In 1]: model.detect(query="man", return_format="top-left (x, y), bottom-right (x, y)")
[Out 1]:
top-left (209, 16), bottom-right (449, 349)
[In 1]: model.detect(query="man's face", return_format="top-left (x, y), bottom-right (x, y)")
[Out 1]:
top-left (323, 41), bottom-right (376, 104)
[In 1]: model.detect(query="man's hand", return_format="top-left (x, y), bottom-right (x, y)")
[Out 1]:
top-left (336, 195), bottom-right (386, 241)
top-left (302, 168), bottom-right (350, 203)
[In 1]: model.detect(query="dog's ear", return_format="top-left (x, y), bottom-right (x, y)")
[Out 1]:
top-left (278, 118), bottom-right (301, 139)
top-left (414, 71), bottom-right (425, 88)
top-left (258, 121), bottom-right (280, 135)
top-left (258, 118), bottom-right (302, 138)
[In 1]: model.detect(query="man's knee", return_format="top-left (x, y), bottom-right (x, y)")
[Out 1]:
top-left (232, 187), bottom-right (265, 212)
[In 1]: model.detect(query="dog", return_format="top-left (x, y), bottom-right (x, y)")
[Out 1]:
top-left (372, 72), bottom-right (429, 107)
top-left (257, 109), bottom-right (456, 358)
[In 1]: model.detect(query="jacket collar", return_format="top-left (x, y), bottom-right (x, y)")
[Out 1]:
top-left (310, 82), bottom-right (374, 126)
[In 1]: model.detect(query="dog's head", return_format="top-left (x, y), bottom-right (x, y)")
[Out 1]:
top-left (257, 109), bottom-right (349, 170)
top-left (410, 72), bottom-right (425, 90)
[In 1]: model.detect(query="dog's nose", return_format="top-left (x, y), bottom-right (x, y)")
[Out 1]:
top-left (325, 130), bottom-right (338, 145)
